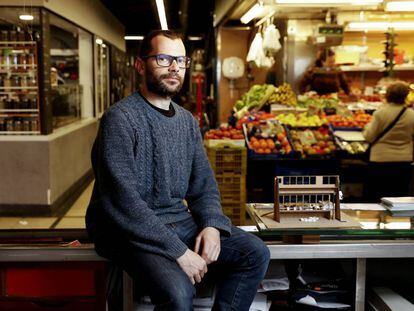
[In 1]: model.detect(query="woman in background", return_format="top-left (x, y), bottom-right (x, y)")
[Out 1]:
top-left (363, 82), bottom-right (414, 202)
top-left (299, 48), bottom-right (350, 95)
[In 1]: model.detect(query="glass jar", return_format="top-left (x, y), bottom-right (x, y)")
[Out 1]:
top-left (0, 30), bottom-right (8, 42)
top-left (17, 30), bottom-right (25, 42)
top-left (23, 119), bottom-right (30, 131)
top-left (14, 119), bottom-right (22, 131)
top-left (11, 76), bottom-right (20, 87)
top-left (6, 119), bottom-right (13, 131)
top-left (20, 53), bottom-right (26, 69)
top-left (9, 30), bottom-right (17, 42)
top-left (30, 119), bottom-right (38, 131)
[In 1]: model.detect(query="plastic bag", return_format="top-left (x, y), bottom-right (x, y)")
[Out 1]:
top-left (263, 24), bottom-right (281, 54)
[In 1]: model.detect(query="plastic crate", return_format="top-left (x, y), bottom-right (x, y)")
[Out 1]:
top-left (206, 147), bottom-right (247, 175)
top-left (222, 202), bottom-right (245, 226)
top-left (215, 173), bottom-right (246, 225)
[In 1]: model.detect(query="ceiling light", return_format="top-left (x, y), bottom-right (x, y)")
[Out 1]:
top-left (386, 1), bottom-right (414, 11)
top-left (95, 38), bottom-right (103, 45)
top-left (347, 21), bottom-right (414, 30)
top-left (241, 3), bottom-right (265, 24)
top-left (188, 36), bottom-right (203, 41)
top-left (19, 14), bottom-right (34, 21)
top-left (155, 0), bottom-right (168, 30)
top-left (124, 35), bottom-right (144, 40)
top-left (275, 0), bottom-right (382, 4)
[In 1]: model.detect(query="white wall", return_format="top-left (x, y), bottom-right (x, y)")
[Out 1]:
top-left (0, 0), bottom-right (125, 51)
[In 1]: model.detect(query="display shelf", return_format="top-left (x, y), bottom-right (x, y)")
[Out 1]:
top-left (0, 114), bottom-right (38, 117)
top-left (0, 109), bottom-right (38, 113)
top-left (341, 64), bottom-right (414, 72)
top-left (0, 131), bottom-right (40, 135)
top-left (0, 86), bottom-right (37, 90)
top-left (0, 92), bottom-right (37, 96)
top-left (0, 65), bottom-right (37, 69)
top-left (0, 41), bottom-right (36, 45)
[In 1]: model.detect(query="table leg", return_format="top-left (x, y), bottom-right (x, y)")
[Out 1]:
top-left (355, 258), bottom-right (366, 311)
top-left (123, 271), bottom-right (133, 311)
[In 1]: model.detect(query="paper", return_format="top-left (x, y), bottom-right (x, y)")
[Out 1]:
top-left (258, 278), bottom-right (290, 292)
top-left (238, 225), bottom-right (259, 232)
top-left (297, 295), bottom-right (350, 309)
top-left (249, 293), bottom-right (270, 311)
top-left (334, 130), bottom-right (365, 141)
top-left (340, 203), bottom-right (385, 211)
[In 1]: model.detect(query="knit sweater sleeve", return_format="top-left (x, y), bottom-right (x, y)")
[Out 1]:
top-left (95, 107), bottom-right (188, 260)
top-left (185, 117), bottom-right (232, 236)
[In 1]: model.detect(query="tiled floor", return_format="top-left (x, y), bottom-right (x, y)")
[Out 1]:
top-left (0, 181), bottom-right (93, 230)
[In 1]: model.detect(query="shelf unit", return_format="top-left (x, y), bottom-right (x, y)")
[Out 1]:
top-left (340, 64), bottom-right (414, 72)
top-left (0, 39), bottom-right (40, 135)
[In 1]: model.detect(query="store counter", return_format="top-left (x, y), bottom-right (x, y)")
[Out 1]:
top-left (0, 118), bottom-right (98, 216)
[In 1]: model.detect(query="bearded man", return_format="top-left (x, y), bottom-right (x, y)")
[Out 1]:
top-left (86, 30), bottom-right (269, 311)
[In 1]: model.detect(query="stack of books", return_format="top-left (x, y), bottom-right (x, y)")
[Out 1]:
top-left (381, 197), bottom-right (414, 216)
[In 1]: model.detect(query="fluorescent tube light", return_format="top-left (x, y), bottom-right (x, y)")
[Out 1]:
top-left (188, 36), bottom-right (203, 41)
top-left (386, 1), bottom-right (414, 11)
top-left (347, 21), bottom-right (414, 30)
top-left (95, 38), bottom-right (103, 45)
top-left (125, 35), bottom-right (145, 40)
top-left (275, 0), bottom-right (382, 4)
top-left (19, 14), bottom-right (34, 21)
top-left (241, 3), bottom-right (265, 24)
top-left (155, 0), bottom-right (168, 30)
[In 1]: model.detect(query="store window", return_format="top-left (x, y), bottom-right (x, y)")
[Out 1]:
top-left (49, 13), bottom-right (93, 129)
top-left (95, 36), bottom-right (110, 116)
top-left (0, 7), bottom-right (41, 135)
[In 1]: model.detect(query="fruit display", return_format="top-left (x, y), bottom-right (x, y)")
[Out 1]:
top-left (327, 111), bottom-right (372, 129)
top-left (275, 112), bottom-right (327, 127)
top-left (235, 111), bottom-right (276, 129)
top-left (234, 84), bottom-right (276, 118)
top-left (360, 94), bottom-right (382, 102)
top-left (268, 83), bottom-right (297, 106)
top-left (204, 125), bottom-right (244, 140)
top-left (407, 89), bottom-right (414, 107)
top-left (336, 140), bottom-right (369, 155)
top-left (289, 127), bottom-right (337, 157)
top-left (297, 92), bottom-right (339, 110)
top-left (245, 120), bottom-right (293, 155)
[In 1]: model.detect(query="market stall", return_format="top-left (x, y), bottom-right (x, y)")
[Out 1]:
top-left (210, 1), bottom-right (414, 212)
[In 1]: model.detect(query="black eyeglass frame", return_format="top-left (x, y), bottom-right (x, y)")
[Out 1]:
top-left (142, 54), bottom-right (191, 69)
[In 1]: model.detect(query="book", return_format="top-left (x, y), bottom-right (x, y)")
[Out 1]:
top-left (381, 197), bottom-right (414, 210)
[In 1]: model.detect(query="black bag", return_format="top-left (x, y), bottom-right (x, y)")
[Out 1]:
top-left (363, 107), bottom-right (407, 162)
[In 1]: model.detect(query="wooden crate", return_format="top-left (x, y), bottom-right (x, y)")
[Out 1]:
top-left (216, 173), bottom-right (246, 226)
top-left (206, 146), bottom-right (247, 176)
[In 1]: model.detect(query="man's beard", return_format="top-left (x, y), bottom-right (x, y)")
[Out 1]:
top-left (146, 71), bottom-right (183, 98)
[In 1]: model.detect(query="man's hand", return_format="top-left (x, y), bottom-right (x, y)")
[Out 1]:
top-left (176, 249), bottom-right (207, 285)
top-left (194, 227), bottom-right (221, 265)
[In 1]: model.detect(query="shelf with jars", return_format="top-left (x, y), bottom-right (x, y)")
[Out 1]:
top-left (0, 34), bottom-right (39, 135)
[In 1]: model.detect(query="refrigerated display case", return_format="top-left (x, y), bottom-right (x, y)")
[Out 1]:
top-left (0, 8), bottom-right (41, 135)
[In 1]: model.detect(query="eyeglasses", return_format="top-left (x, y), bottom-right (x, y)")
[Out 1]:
top-left (143, 54), bottom-right (191, 69)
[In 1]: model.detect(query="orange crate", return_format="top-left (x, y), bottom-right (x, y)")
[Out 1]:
top-left (207, 147), bottom-right (247, 175)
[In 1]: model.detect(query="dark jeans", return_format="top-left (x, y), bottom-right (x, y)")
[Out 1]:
top-left (108, 217), bottom-right (270, 311)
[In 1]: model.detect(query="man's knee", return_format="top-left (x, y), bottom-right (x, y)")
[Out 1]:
top-left (250, 235), bottom-right (270, 267)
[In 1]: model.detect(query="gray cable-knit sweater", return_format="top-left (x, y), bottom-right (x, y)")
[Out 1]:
top-left (85, 92), bottom-right (231, 261)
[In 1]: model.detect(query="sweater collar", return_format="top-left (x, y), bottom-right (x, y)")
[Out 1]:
top-left (137, 91), bottom-right (176, 118)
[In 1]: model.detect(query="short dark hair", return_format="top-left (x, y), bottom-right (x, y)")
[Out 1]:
top-left (139, 30), bottom-right (183, 58)
top-left (315, 48), bottom-right (335, 67)
top-left (386, 82), bottom-right (410, 105)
